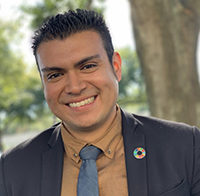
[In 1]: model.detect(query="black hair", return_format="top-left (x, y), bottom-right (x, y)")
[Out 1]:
top-left (32, 9), bottom-right (114, 67)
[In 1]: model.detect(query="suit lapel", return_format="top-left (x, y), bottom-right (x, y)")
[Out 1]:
top-left (41, 125), bottom-right (64, 196)
top-left (40, 111), bottom-right (148, 196)
top-left (121, 110), bottom-right (148, 196)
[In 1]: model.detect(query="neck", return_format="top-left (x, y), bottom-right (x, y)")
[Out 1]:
top-left (63, 108), bottom-right (117, 143)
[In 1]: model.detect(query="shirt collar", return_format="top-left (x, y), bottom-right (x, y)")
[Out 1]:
top-left (61, 104), bottom-right (122, 163)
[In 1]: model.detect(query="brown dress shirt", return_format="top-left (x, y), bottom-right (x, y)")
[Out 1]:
top-left (60, 105), bottom-right (128, 196)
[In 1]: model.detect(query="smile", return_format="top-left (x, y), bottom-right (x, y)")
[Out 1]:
top-left (68, 97), bottom-right (95, 108)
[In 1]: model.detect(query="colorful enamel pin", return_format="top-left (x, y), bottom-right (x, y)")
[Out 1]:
top-left (133, 147), bottom-right (146, 159)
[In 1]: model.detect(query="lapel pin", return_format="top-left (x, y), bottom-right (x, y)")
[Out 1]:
top-left (133, 147), bottom-right (146, 159)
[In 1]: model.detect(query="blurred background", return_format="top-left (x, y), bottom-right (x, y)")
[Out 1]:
top-left (0, 0), bottom-right (200, 152)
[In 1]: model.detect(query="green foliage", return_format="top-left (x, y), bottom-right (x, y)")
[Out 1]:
top-left (0, 20), bottom-right (47, 147)
top-left (20, 0), bottom-right (106, 30)
top-left (117, 47), bottom-right (147, 106)
top-left (0, 21), bottom-right (25, 110)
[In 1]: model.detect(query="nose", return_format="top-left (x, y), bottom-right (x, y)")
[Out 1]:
top-left (64, 71), bottom-right (86, 95)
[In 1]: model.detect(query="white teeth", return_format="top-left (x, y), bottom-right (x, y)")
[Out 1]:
top-left (69, 97), bottom-right (95, 108)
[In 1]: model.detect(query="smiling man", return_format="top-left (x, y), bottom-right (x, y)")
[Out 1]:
top-left (0, 9), bottom-right (200, 196)
top-left (37, 31), bottom-right (121, 141)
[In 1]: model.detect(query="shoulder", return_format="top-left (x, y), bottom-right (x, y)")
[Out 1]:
top-left (121, 109), bottom-right (199, 140)
top-left (1, 122), bottom-right (61, 160)
top-left (0, 123), bottom-right (63, 195)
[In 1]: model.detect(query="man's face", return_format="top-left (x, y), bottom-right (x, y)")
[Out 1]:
top-left (36, 31), bottom-right (121, 134)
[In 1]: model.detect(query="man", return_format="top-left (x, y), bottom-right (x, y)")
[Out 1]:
top-left (0, 9), bottom-right (200, 196)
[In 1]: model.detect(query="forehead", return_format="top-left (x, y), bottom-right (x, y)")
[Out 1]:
top-left (37, 30), bottom-right (104, 53)
top-left (36, 31), bottom-right (107, 67)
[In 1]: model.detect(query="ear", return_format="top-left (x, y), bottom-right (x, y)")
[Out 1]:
top-left (112, 52), bottom-right (122, 82)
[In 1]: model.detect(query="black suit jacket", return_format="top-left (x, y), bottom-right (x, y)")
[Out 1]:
top-left (0, 110), bottom-right (200, 196)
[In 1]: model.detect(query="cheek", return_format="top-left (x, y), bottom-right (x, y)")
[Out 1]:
top-left (99, 75), bottom-right (119, 100)
top-left (107, 71), bottom-right (119, 90)
top-left (44, 91), bottom-right (52, 105)
top-left (43, 85), bottom-right (57, 103)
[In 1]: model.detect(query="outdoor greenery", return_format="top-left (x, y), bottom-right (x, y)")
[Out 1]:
top-left (118, 47), bottom-right (147, 106)
top-left (0, 20), bottom-right (49, 151)
top-left (21, 0), bottom-right (106, 30)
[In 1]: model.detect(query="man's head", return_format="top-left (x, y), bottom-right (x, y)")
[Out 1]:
top-left (34, 9), bottom-right (122, 140)
top-left (32, 9), bottom-right (114, 68)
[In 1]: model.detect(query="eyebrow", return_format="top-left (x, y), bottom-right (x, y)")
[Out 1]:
top-left (41, 67), bottom-right (65, 73)
top-left (41, 54), bottom-right (101, 73)
top-left (74, 54), bottom-right (101, 67)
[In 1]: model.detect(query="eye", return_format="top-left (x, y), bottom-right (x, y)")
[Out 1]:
top-left (81, 64), bottom-right (97, 71)
top-left (47, 73), bottom-right (63, 80)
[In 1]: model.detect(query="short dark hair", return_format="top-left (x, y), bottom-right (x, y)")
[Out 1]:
top-left (32, 9), bottom-right (114, 67)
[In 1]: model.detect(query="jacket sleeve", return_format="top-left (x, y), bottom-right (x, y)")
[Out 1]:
top-left (191, 126), bottom-right (200, 196)
top-left (0, 155), bottom-right (7, 196)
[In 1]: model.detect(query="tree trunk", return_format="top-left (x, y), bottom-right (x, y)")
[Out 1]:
top-left (128, 0), bottom-right (200, 127)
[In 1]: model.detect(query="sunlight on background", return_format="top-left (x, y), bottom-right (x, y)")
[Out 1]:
top-left (0, 0), bottom-right (199, 79)
top-left (0, 0), bottom-right (134, 64)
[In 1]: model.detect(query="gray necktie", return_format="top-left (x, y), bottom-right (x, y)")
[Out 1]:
top-left (77, 145), bottom-right (102, 196)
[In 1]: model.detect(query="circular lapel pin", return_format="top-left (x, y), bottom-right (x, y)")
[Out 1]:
top-left (133, 147), bottom-right (146, 159)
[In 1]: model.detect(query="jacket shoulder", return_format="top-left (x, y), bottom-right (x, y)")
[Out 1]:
top-left (2, 123), bottom-right (61, 160)
top-left (0, 123), bottom-right (63, 196)
top-left (121, 109), bottom-right (196, 135)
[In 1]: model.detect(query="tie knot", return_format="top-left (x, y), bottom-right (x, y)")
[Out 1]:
top-left (79, 145), bottom-right (101, 160)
